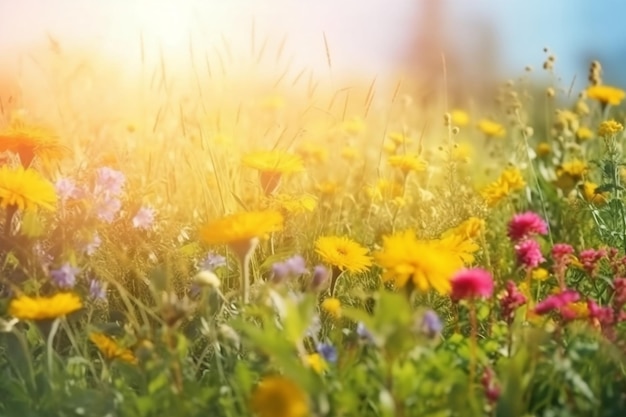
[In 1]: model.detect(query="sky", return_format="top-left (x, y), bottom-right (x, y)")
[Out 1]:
top-left (1, 0), bottom-right (626, 89)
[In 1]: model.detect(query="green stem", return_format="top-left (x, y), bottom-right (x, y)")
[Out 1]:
top-left (46, 318), bottom-right (61, 384)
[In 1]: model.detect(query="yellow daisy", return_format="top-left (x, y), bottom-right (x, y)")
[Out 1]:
top-left (387, 154), bottom-right (428, 175)
top-left (587, 85), bottom-right (625, 106)
top-left (315, 236), bottom-right (372, 274)
top-left (0, 166), bottom-right (57, 211)
top-left (89, 332), bottom-right (138, 365)
top-left (201, 210), bottom-right (284, 245)
top-left (9, 293), bottom-right (82, 321)
top-left (250, 376), bottom-right (309, 417)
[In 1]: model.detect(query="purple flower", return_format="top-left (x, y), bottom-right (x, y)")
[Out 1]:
top-left (200, 252), bottom-right (227, 271)
top-left (421, 310), bottom-right (443, 338)
top-left (310, 265), bottom-right (330, 291)
top-left (132, 206), bottom-right (156, 230)
top-left (271, 254), bottom-right (308, 283)
top-left (316, 342), bottom-right (338, 363)
top-left (84, 234), bottom-right (102, 256)
top-left (50, 263), bottom-right (80, 289)
top-left (356, 321), bottom-right (375, 343)
top-left (515, 239), bottom-right (545, 269)
top-left (95, 167), bottom-right (125, 197)
top-left (89, 279), bottom-right (108, 301)
top-left (96, 197), bottom-right (121, 223)
top-left (55, 178), bottom-right (79, 201)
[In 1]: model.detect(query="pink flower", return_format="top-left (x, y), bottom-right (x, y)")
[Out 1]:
top-left (579, 248), bottom-right (606, 276)
top-left (507, 211), bottom-right (548, 242)
top-left (551, 243), bottom-right (574, 265)
top-left (515, 239), bottom-right (545, 269)
top-left (500, 280), bottom-right (527, 323)
top-left (450, 268), bottom-right (494, 301)
top-left (534, 289), bottom-right (579, 315)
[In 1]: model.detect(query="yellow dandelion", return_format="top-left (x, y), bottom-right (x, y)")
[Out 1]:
top-left (0, 166), bottom-right (57, 211)
top-left (0, 123), bottom-right (71, 167)
top-left (500, 167), bottom-right (526, 190)
top-left (433, 233), bottom-right (480, 265)
top-left (480, 167), bottom-right (526, 207)
top-left (200, 210), bottom-right (284, 245)
top-left (444, 217), bottom-right (484, 240)
top-left (451, 109), bottom-right (470, 127)
top-left (576, 126), bottom-right (594, 141)
top-left (321, 297), bottom-right (342, 319)
top-left (89, 332), bottom-right (138, 365)
top-left (580, 181), bottom-right (609, 207)
top-left (387, 154), bottom-right (428, 175)
top-left (315, 236), bottom-right (372, 274)
top-left (478, 119), bottom-right (506, 138)
top-left (587, 85), bottom-right (625, 106)
top-left (536, 142), bottom-right (551, 157)
top-left (250, 376), bottom-right (309, 417)
top-left (598, 120), bottom-right (624, 137)
top-left (242, 151), bottom-right (304, 195)
top-left (9, 293), bottom-right (82, 321)
top-left (305, 353), bottom-right (327, 374)
top-left (532, 268), bottom-right (550, 281)
top-left (374, 229), bottom-right (463, 294)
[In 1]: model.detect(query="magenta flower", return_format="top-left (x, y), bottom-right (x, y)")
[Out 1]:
top-left (515, 239), bottom-right (545, 269)
top-left (450, 268), bottom-right (494, 301)
top-left (500, 280), bottom-right (527, 323)
top-left (579, 248), bottom-right (607, 276)
top-left (534, 289), bottom-right (580, 315)
top-left (507, 211), bottom-right (548, 242)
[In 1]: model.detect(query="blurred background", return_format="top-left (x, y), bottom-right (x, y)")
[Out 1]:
top-left (1, 0), bottom-right (626, 103)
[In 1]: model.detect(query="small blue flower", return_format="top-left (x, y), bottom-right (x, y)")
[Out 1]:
top-left (200, 252), bottom-right (227, 271)
top-left (89, 279), bottom-right (107, 301)
top-left (316, 342), bottom-right (338, 363)
top-left (356, 321), bottom-right (375, 343)
top-left (50, 263), bottom-right (81, 289)
top-left (421, 310), bottom-right (443, 338)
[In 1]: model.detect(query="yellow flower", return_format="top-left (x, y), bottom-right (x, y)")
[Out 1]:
top-left (532, 268), bottom-right (549, 281)
top-left (536, 142), bottom-right (551, 157)
top-left (9, 293), bottom-right (82, 321)
top-left (321, 297), bottom-right (342, 318)
top-left (241, 151), bottom-right (304, 174)
top-left (0, 166), bottom-right (57, 211)
top-left (89, 332), bottom-right (138, 365)
top-left (315, 180), bottom-right (340, 196)
top-left (580, 181), bottom-right (609, 207)
top-left (388, 132), bottom-right (412, 145)
top-left (576, 126), bottom-right (594, 141)
top-left (500, 167), bottom-right (526, 190)
top-left (0, 123), bottom-right (71, 166)
top-left (296, 142), bottom-right (329, 164)
top-left (434, 233), bottom-right (479, 265)
top-left (451, 141), bottom-right (474, 163)
top-left (250, 376), bottom-right (309, 417)
top-left (200, 210), bottom-right (284, 245)
top-left (598, 120), bottom-right (624, 137)
top-left (451, 109), bottom-right (470, 127)
top-left (305, 353), bottom-right (327, 374)
top-left (374, 229), bottom-right (464, 294)
top-left (387, 154), bottom-right (428, 174)
top-left (553, 110), bottom-right (579, 135)
top-left (587, 85), bottom-right (625, 106)
top-left (480, 167), bottom-right (526, 207)
top-left (315, 236), bottom-right (372, 274)
top-left (478, 119), bottom-right (506, 138)
top-left (340, 117), bottom-right (366, 135)
top-left (365, 179), bottom-right (404, 202)
top-left (565, 301), bottom-right (589, 319)
top-left (272, 194), bottom-right (317, 214)
top-left (444, 217), bottom-right (484, 240)
top-left (517, 282), bottom-right (530, 299)
top-left (555, 160), bottom-right (588, 193)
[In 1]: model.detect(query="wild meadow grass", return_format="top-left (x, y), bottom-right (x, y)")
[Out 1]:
top-left (1, 38), bottom-right (626, 417)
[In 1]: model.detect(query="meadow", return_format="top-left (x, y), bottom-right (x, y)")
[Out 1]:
top-left (1, 37), bottom-right (626, 417)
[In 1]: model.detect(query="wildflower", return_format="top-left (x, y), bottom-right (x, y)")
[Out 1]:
top-left (450, 268), bottom-right (494, 301)
top-left (314, 236), bottom-right (372, 274)
top-left (388, 131), bottom-right (412, 145)
top-left (575, 126), bottom-right (594, 141)
top-left (536, 142), bottom-right (551, 157)
top-left (0, 123), bottom-right (70, 167)
top-left (200, 252), bottom-right (227, 271)
top-left (50, 263), bottom-right (80, 289)
top-left (580, 181), bottom-right (609, 206)
top-left (586, 85), bottom-right (625, 106)
top-left (305, 353), bottom-right (327, 374)
top-left (532, 268), bottom-right (549, 281)
top-left (421, 310), bottom-right (443, 338)
top-left (365, 179), bottom-right (404, 202)
top-left (272, 255), bottom-right (307, 283)
top-left (434, 233), bottom-right (480, 265)
top-left (84, 233), bottom-right (102, 256)
top-left (250, 376), bottom-right (309, 417)
top-left (309, 265), bottom-right (330, 291)
top-left (0, 166), bottom-right (57, 211)
top-left (9, 293), bottom-right (82, 320)
top-left (316, 342), bottom-right (338, 363)
top-left (445, 217), bottom-right (484, 240)
top-left (451, 109), bottom-right (470, 127)
top-left (95, 196), bottom-right (121, 223)
top-left (132, 206), bottom-right (156, 230)
top-left (481, 168), bottom-right (526, 207)
top-left (89, 332), bottom-right (137, 364)
top-left (296, 142), bottom-right (328, 165)
top-left (579, 248), bottom-right (606, 276)
top-left (340, 117), bottom-right (366, 135)
top-left (201, 210), bottom-right (284, 245)
top-left (555, 160), bottom-right (588, 193)
top-left (534, 289), bottom-right (580, 315)
top-left (55, 178), bottom-right (79, 201)
top-left (95, 167), bottom-right (125, 197)
top-left (551, 243), bottom-right (574, 266)
top-left (89, 279), bottom-right (108, 301)
top-left (507, 211), bottom-right (548, 242)
top-left (553, 109), bottom-right (579, 136)
top-left (374, 229), bottom-right (464, 294)
top-left (560, 301), bottom-right (589, 321)
top-left (478, 119), bottom-right (506, 138)
top-left (356, 321), bottom-right (375, 342)
top-left (598, 120), bottom-right (624, 137)
top-left (315, 180), bottom-right (340, 196)
top-left (242, 151), bottom-right (304, 194)
top-left (500, 280), bottom-right (527, 323)
top-left (481, 367), bottom-right (501, 404)
top-left (515, 239), bottom-right (545, 269)
top-left (321, 297), bottom-right (342, 319)
top-left (272, 194), bottom-right (317, 214)
top-left (387, 154), bottom-right (428, 175)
